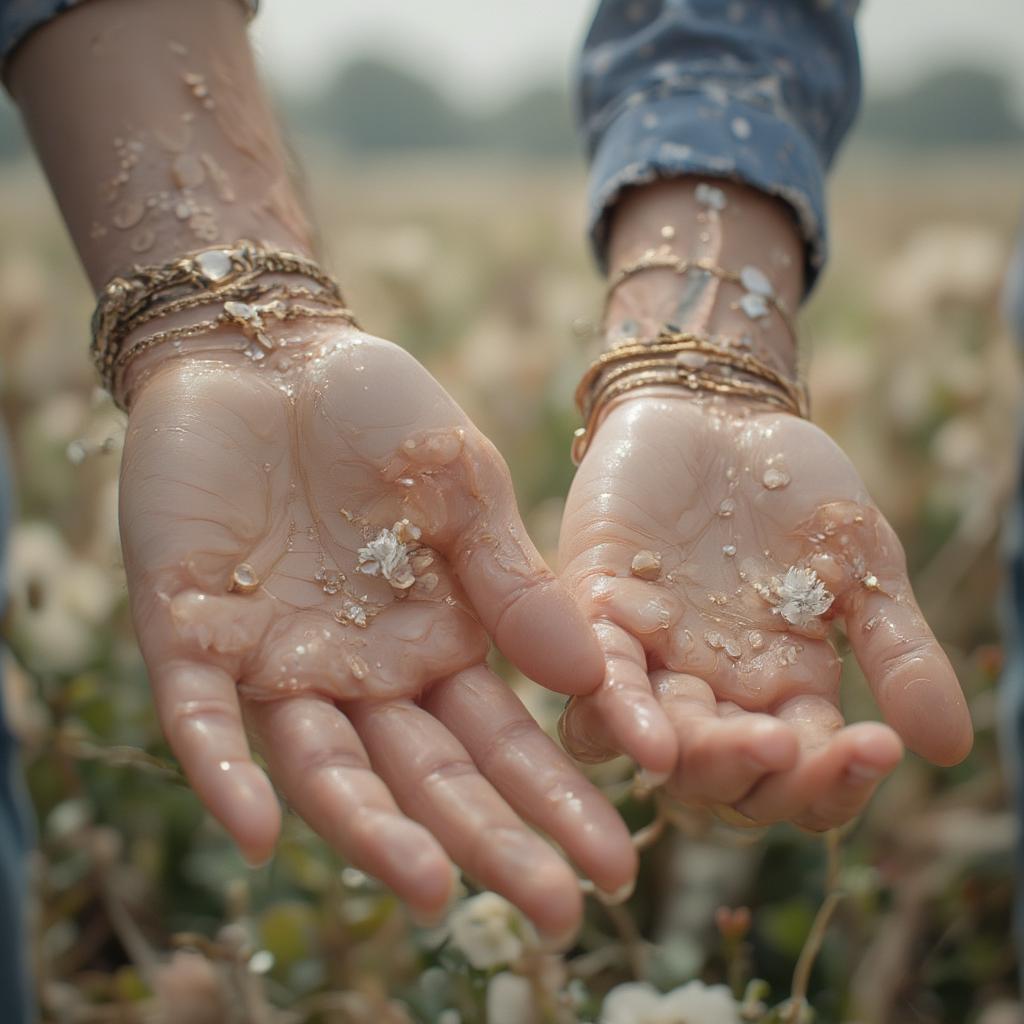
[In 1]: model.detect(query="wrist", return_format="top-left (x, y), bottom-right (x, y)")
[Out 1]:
top-left (603, 178), bottom-right (805, 381)
top-left (117, 310), bottom-right (357, 413)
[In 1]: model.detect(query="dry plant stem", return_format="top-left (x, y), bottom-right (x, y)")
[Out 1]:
top-left (604, 900), bottom-right (649, 981)
top-left (787, 829), bottom-right (843, 1020)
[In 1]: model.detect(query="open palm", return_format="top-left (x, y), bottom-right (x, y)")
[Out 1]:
top-left (119, 326), bottom-right (635, 933)
top-left (559, 393), bottom-right (973, 831)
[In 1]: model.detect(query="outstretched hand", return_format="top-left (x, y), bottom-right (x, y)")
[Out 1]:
top-left (559, 392), bottom-right (973, 832)
top-left (119, 325), bottom-right (636, 935)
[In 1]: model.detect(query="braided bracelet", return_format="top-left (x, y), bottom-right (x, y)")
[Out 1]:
top-left (90, 240), bottom-right (357, 401)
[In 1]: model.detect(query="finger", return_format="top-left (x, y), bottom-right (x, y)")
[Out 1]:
top-left (844, 585), bottom-right (972, 766)
top-left (150, 660), bottom-right (280, 866)
top-left (447, 441), bottom-right (605, 697)
top-left (651, 671), bottom-right (798, 806)
top-left (424, 666), bottom-right (638, 900)
top-left (559, 621), bottom-right (677, 778)
top-left (734, 697), bottom-right (903, 829)
top-left (349, 697), bottom-right (584, 939)
top-left (245, 696), bottom-right (456, 919)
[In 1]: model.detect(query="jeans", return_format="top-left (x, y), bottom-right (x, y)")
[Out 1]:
top-left (0, 423), bottom-right (31, 1022)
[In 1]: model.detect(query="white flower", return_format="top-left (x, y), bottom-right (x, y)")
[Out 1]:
top-left (762, 566), bottom-right (834, 628)
top-left (7, 522), bottom-right (118, 672)
top-left (448, 892), bottom-right (535, 970)
top-left (356, 520), bottom-right (420, 590)
top-left (486, 972), bottom-right (535, 1024)
top-left (600, 980), bottom-right (741, 1024)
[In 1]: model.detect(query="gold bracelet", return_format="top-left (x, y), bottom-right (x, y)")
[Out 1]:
top-left (602, 249), bottom-right (797, 344)
top-left (576, 333), bottom-right (807, 420)
top-left (118, 280), bottom-right (340, 339)
top-left (91, 240), bottom-right (355, 393)
top-left (110, 302), bottom-right (357, 407)
top-left (572, 330), bottom-right (808, 464)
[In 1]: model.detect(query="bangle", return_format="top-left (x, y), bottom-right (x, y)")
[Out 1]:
top-left (603, 248), bottom-right (797, 345)
top-left (572, 330), bottom-right (808, 464)
top-left (90, 240), bottom-right (358, 405)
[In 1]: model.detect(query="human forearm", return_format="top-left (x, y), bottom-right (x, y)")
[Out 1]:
top-left (602, 178), bottom-right (805, 381)
top-left (6, 0), bottom-right (310, 291)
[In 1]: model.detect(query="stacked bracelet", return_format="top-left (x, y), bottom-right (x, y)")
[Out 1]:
top-left (90, 240), bottom-right (358, 407)
top-left (572, 330), bottom-right (808, 464)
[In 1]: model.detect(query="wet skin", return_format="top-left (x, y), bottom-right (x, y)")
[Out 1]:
top-left (119, 324), bottom-right (637, 936)
top-left (559, 392), bottom-right (974, 832)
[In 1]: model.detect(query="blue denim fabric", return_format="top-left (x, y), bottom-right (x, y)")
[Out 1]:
top-left (578, 0), bottom-right (862, 294)
top-left (0, 0), bottom-right (258, 72)
top-left (0, 426), bottom-right (30, 1023)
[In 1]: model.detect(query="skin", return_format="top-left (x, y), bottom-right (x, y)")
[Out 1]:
top-left (7, 0), bottom-right (637, 935)
top-left (559, 179), bottom-right (974, 831)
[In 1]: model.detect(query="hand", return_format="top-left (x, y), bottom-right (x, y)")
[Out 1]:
top-left (119, 324), bottom-right (636, 935)
top-left (558, 392), bottom-right (973, 831)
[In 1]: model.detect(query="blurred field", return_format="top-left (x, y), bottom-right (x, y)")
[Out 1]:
top-left (0, 144), bottom-right (1022, 1023)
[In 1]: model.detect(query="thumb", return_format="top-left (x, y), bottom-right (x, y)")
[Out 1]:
top-left (444, 446), bottom-right (604, 696)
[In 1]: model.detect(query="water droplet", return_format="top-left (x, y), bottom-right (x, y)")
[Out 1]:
top-left (172, 152), bottom-right (205, 189)
top-left (724, 640), bottom-right (741, 659)
top-left (704, 630), bottom-right (725, 650)
top-left (762, 467), bottom-right (790, 490)
top-left (722, 544), bottom-right (737, 557)
top-left (112, 198), bottom-right (145, 229)
top-left (218, 760), bottom-right (231, 772)
top-left (862, 574), bottom-right (879, 590)
top-left (748, 630), bottom-right (765, 650)
top-left (718, 498), bottom-right (737, 517)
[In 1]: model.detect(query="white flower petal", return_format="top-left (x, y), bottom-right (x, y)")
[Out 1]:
top-left (486, 973), bottom-right (535, 1024)
top-left (600, 982), bottom-right (665, 1024)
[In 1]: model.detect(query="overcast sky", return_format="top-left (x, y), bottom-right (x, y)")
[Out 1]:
top-left (250, 0), bottom-right (1024, 112)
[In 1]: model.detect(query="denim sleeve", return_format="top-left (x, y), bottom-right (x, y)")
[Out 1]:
top-left (578, 0), bottom-right (862, 294)
top-left (0, 0), bottom-right (258, 73)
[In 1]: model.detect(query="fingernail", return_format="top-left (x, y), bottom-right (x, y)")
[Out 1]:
top-left (408, 865), bottom-right (462, 929)
top-left (539, 923), bottom-right (579, 954)
top-left (846, 762), bottom-right (885, 783)
top-left (634, 767), bottom-right (670, 793)
top-left (409, 905), bottom-right (448, 929)
top-left (595, 878), bottom-right (636, 906)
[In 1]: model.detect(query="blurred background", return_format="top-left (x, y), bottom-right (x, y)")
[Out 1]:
top-left (0, 1), bottom-right (1022, 1021)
